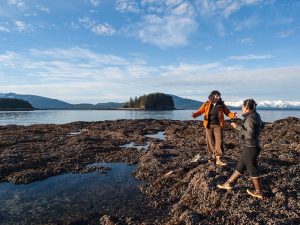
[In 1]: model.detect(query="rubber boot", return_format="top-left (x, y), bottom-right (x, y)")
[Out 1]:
top-left (217, 170), bottom-right (241, 190)
top-left (247, 177), bottom-right (264, 199)
top-left (216, 156), bottom-right (227, 166)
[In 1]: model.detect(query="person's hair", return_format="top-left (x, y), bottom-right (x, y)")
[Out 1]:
top-left (208, 90), bottom-right (221, 101)
top-left (243, 99), bottom-right (257, 110)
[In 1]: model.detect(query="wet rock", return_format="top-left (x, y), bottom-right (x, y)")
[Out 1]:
top-left (100, 215), bottom-right (119, 225)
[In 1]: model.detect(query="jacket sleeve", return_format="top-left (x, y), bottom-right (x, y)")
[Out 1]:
top-left (223, 104), bottom-right (236, 119)
top-left (193, 102), bottom-right (207, 117)
top-left (235, 117), bottom-right (256, 140)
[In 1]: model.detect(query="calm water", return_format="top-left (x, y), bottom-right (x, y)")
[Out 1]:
top-left (0, 163), bottom-right (150, 224)
top-left (0, 109), bottom-right (299, 125)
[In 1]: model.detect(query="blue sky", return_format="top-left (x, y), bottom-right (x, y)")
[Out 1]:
top-left (0, 0), bottom-right (299, 104)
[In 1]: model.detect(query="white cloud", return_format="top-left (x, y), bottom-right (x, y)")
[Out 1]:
top-left (234, 16), bottom-right (261, 31)
top-left (196, 0), bottom-right (262, 18)
top-left (78, 17), bottom-right (116, 36)
top-left (1, 48), bottom-right (299, 103)
top-left (116, 0), bottom-right (140, 13)
top-left (36, 5), bottom-right (50, 13)
top-left (0, 26), bottom-right (9, 32)
top-left (92, 23), bottom-right (116, 36)
top-left (30, 48), bottom-right (129, 66)
top-left (277, 29), bottom-right (295, 38)
top-left (0, 51), bottom-right (22, 67)
top-left (15, 20), bottom-right (29, 31)
top-left (124, 1), bottom-right (197, 48)
top-left (78, 17), bottom-right (95, 29)
top-left (228, 54), bottom-right (274, 61)
top-left (7, 0), bottom-right (26, 10)
top-left (133, 14), bottom-right (197, 48)
top-left (90, 0), bottom-right (101, 7)
top-left (238, 38), bottom-right (254, 46)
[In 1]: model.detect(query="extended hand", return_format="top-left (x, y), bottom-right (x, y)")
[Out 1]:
top-left (234, 112), bottom-right (238, 118)
top-left (192, 112), bottom-right (197, 118)
top-left (231, 122), bottom-right (237, 128)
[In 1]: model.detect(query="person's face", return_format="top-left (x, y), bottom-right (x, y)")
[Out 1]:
top-left (213, 95), bottom-right (220, 102)
top-left (242, 104), bottom-right (249, 113)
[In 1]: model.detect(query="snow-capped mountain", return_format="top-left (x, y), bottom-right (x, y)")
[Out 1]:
top-left (226, 100), bottom-right (300, 109)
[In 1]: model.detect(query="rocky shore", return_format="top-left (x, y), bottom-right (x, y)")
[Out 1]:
top-left (0, 117), bottom-right (299, 224)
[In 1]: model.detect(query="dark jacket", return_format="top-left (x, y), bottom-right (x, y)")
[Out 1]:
top-left (236, 110), bottom-right (264, 148)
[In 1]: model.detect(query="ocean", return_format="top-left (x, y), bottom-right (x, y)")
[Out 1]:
top-left (0, 109), bottom-right (299, 126)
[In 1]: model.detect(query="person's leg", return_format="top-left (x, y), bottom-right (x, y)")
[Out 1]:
top-left (214, 126), bottom-right (226, 166)
top-left (191, 127), bottom-right (214, 163)
top-left (235, 149), bottom-right (247, 174)
top-left (206, 126), bottom-right (215, 158)
top-left (217, 149), bottom-right (245, 190)
top-left (217, 170), bottom-right (241, 190)
top-left (244, 147), bottom-right (260, 177)
top-left (244, 147), bottom-right (264, 199)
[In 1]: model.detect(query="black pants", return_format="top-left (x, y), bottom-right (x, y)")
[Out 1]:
top-left (236, 146), bottom-right (261, 177)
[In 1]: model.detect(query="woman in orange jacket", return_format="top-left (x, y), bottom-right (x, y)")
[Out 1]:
top-left (191, 90), bottom-right (237, 166)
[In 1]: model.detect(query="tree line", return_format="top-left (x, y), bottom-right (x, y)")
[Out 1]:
top-left (0, 98), bottom-right (33, 110)
top-left (123, 93), bottom-right (175, 110)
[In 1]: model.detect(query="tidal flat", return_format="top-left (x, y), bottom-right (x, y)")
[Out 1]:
top-left (0, 118), bottom-right (299, 224)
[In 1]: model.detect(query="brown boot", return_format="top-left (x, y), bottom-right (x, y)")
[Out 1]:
top-left (216, 156), bottom-right (227, 166)
top-left (247, 177), bottom-right (264, 199)
top-left (217, 170), bottom-right (241, 190)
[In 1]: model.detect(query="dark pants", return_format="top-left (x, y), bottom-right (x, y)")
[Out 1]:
top-left (236, 146), bottom-right (261, 177)
top-left (205, 125), bottom-right (224, 157)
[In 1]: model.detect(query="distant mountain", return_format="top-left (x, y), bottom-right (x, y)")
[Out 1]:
top-left (170, 95), bottom-right (240, 110)
top-left (74, 102), bottom-right (124, 109)
top-left (0, 93), bottom-right (124, 110)
top-left (0, 93), bottom-right (298, 110)
top-left (0, 93), bottom-right (73, 109)
top-left (170, 95), bottom-right (203, 109)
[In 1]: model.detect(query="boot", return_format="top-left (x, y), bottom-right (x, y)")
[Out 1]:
top-left (247, 177), bottom-right (264, 199)
top-left (216, 156), bottom-right (227, 166)
top-left (217, 170), bottom-right (241, 190)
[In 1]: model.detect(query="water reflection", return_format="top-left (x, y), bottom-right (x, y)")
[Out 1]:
top-left (145, 131), bottom-right (166, 140)
top-left (0, 163), bottom-right (148, 224)
top-left (120, 141), bottom-right (150, 150)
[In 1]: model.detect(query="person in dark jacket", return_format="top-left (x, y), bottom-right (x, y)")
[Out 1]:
top-left (191, 90), bottom-right (237, 166)
top-left (217, 99), bottom-right (265, 199)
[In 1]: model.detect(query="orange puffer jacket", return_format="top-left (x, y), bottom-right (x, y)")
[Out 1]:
top-left (193, 101), bottom-right (235, 128)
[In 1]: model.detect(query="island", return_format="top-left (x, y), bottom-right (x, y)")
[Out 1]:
top-left (0, 98), bottom-right (34, 111)
top-left (123, 93), bottom-right (175, 110)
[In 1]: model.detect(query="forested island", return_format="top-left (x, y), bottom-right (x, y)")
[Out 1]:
top-left (123, 93), bottom-right (175, 110)
top-left (0, 98), bottom-right (34, 111)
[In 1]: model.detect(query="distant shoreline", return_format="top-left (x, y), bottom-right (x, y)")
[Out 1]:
top-left (1, 108), bottom-right (300, 112)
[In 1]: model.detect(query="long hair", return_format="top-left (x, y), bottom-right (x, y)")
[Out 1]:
top-left (208, 90), bottom-right (221, 102)
top-left (243, 99), bottom-right (257, 110)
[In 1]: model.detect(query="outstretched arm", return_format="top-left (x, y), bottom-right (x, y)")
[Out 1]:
top-left (223, 104), bottom-right (237, 119)
top-left (192, 102), bottom-right (207, 118)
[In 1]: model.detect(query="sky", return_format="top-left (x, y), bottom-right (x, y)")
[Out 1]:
top-left (0, 0), bottom-right (299, 104)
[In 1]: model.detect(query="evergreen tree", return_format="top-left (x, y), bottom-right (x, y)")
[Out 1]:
top-left (122, 93), bottom-right (175, 110)
top-left (0, 98), bottom-right (33, 110)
